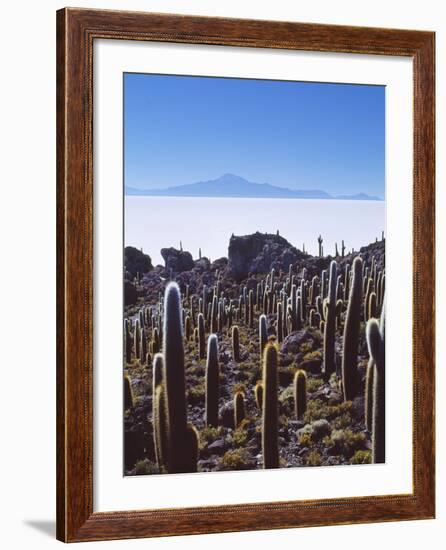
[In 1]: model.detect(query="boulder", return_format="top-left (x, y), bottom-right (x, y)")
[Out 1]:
top-left (228, 232), bottom-right (305, 280)
top-left (161, 247), bottom-right (194, 273)
top-left (280, 329), bottom-right (318, 355)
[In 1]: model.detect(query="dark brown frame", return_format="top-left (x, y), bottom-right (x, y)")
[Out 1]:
top-left (57, 7), bottom-right (435, 543)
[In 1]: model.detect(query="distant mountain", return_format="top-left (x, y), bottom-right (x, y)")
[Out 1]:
top-left (125, 173), bottom-right (383, 201)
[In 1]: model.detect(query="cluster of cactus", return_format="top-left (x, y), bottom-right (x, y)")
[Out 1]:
top-left (123, 233), bottom-right (385, 474)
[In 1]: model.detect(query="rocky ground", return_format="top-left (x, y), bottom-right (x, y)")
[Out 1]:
top-left (124, 232), bottom-right (385, 475)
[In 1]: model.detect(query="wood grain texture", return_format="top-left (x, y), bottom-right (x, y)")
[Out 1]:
top-left (56, 7), bottom-right (435, 543)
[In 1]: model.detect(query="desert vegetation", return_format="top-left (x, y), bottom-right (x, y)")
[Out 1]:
top-left (123, 232), bottom-right (385, 475)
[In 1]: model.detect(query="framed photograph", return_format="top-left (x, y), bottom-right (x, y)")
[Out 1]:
top-left (56, 8), bottom-right (435, 542)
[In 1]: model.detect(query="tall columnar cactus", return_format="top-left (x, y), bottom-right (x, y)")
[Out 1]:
top-left (184, 315), bottom-right (191, 341)
top-left (323, 260), bottom-right (338, 379)
top-left (140, 327), bottom-right (147, 364)
top-left (341, 256), bottom-right (363, 401)
top-left (364, 357), bottom-right (375, 432)
top-left (197, 312), bottom-right (205, 359)
top-left (255, 381), bottom-right (264, 410)
top-left (134, 319), bottom-right (141, 359)
top-left (262, 343), bottom-right (279, 469)
top-left (210, 295), bottom-right (218, 333)
top-left (364, 277), bottom-right (374, 321)
top-left (293, 370), bottom-right (307, 420)
top-left (368, 291), bottom-right (377, 320)
top-left (232, 325), bottom-right (240, 362)
top-left (234, 390), bottom-right (246, 427)
top-left (366, 297), bottom-right (386, 463)
top-left (205, 334), bottom-right (219, 427)
top-left (152, 353), bottom-right (168, 472)
top-left (162, 282), bottom-right (196, 473)
top-left (277, 301), bottom-right (283, 343)
top-left (124, 319), bottom-right (132, 363)
top-left (259, 314), bottom-right (268, 358)
top-left (124, 374), bottom-right (133, 410)
top-left (248, 289), bottom-right (254, 328)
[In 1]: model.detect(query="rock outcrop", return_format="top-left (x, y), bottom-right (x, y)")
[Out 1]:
top-left (228, 232), bottom-right (306, 280)
top-left (161, 247), bottom-right (194, 273)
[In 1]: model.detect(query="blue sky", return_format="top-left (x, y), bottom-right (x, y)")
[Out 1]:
top-left (124, 73), bottom-right (385, 198)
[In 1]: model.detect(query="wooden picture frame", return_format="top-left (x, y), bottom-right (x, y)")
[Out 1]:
top-left (56, 7), bottom-right (435, 542)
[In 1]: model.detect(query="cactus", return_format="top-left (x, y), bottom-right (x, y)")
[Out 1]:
top-left (198, 312), bottom-right (205, 359)
top-left (277, 301), bottom-right (283, 343)
top-left (341, 256), bottom-right (363, 401)
top-left (184, 315), bottom-right (192, 342)
top-left (134, 319), bottom-right (141, 359)
top-left (255, 381), bottom-right (264, 410)
top-left (232, 325), bottom-right (240, 362)
top-left (124, 374), bottom-right (133, 410)
top-left (262, 343), bottom-right (279, 469)
top-left (152, 353), bottom-right (168, 471)
top-left (259, 314), bottom-right (267, 358)
top-left (234, 390), bottom-right (246, 427)
top-left (364, 357), bottom-right (375, 432)
top-left (318, 234), bottom-right (323, 257)
top-left (366, 298), bottom-right (386, 463)
top-left (293, 370), bottom-right (307, 420)
top-left (323, 260), bottom-right (337, 379)
top-left (368, 291), bottom-right (377, 319)
top-left (162, 282), bottom-right (196, 473)
top-left (364, 278), bottom-right (374, 321)
top-left (124, 319), bottom-right (132, 363)
top-left (205, 334), bottom-right (219, 427)
top-left (210, 295), bottom-right (218, 333)
top-left (140, 327), bottom-right (147, 364)
top-left (248, 289), bottom-right (254, 328)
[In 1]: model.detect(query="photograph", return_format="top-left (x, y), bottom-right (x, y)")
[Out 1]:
top-left (123, 73), bottom-right (386, 476)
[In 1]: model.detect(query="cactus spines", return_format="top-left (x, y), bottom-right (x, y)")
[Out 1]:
top-left (323, 260), bottom-right (337, 379)
top-left (162, 282), bottom-right (194, 473)
top-left (205, 334), bottom-right (219, 427)
top-left (341, 256), bottom-right (363, 401)
top-left (366, 299), bottom-right (385, 463)
top-left (124, 374), bottom-right (133, 410)
top-left (364, 357), bottom-right (375, 432)
top-left (124, 319), bottom-right (132, 363)
top-left (197, 312), bottom-right (205, 359)
top-left (259, 314), bottom-right (268, 358)
top-left (184, 315), bottom-right (191, 341)
top-left (262, 343), bottom-right (279, 469)
top-left (293, 370), bottom-right (307, 420)
top-left (255, 381), bottom-right (264, 410)
top-left (234, 390), bottom-right (246, 427)
top-left (134, 319), bottom-right (141, 359)
top-left (152, 353), bottom-right (168, 471)
top-left (232, 325), bottom-right (240, 362)
top-left (277, 301), bottom-right (283, 343)
top-left (248, 289), bottom-right (254, 328)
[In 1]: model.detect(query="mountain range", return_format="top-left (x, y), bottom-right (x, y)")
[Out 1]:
top-left (125, 173), bottom-right (383, 201)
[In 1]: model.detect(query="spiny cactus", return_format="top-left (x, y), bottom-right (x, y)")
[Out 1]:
top-left (184, 315), bottom-right (191, 341)
top-left (197, 312), bottom-right (205, 359)
top-left (277, 301), bottom-right (283, 343)
top-left (234, 390), bottom-right (246, 427)
top-left (368, 291), bottom-right (377, 320)
top-left (255, 381), bottom-right (264, 410)
top-left (152, 353), bottom-right (168, 471)
top-left (341, 256), bottom-right (363, 401)
top-left (210, 295), bottom-right (218, 333)
top-left (140, 327), bottom-right (147, 364)
top-left (259, 314), bottom-right (267, 358)
top-left (364, 357), bottom-right (375, 432)
top-left (232, 325), bottom-right (240, 362)
top-left (124, 374), bottom-right (133, 410)
top-left (124, 319), bottom-right (132, 363)
top-left (205, 334), bottom-right (219, 427)
top-left (293, 370), bottom-right (307, 420)
top-left (366, 297), bottom-right (386, 463)
top-left (323, 260), bottom-right (338, 379)
top-left (162, 282), bottom-right (196, 473)
top-left (248, 289), bottom-right (254, 328)
top-left (262, 343), bottom-right (279, 469)
top-left (134, 319), bottom-right (141, 359)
